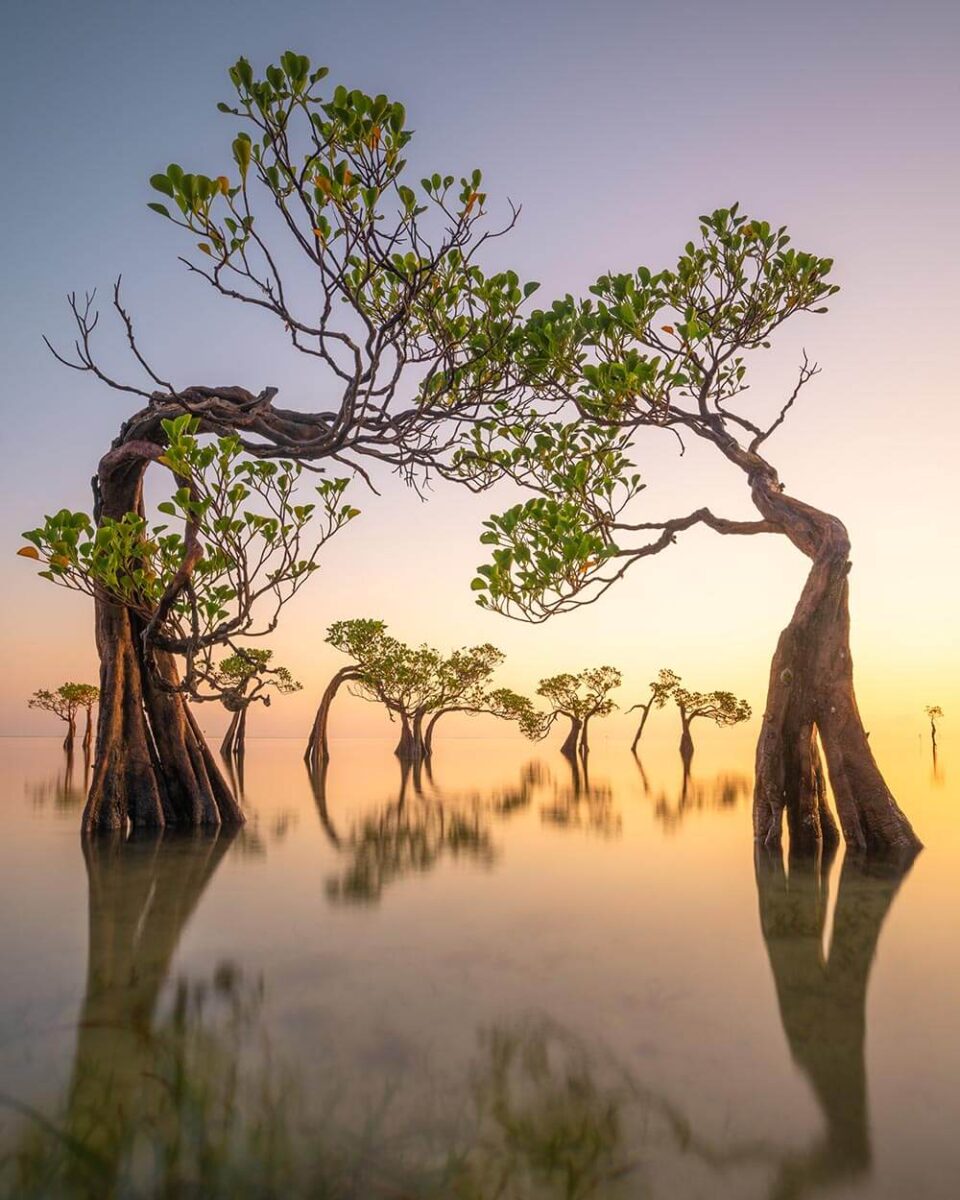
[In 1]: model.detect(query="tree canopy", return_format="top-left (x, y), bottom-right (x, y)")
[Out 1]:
top-left (455, 205), bottom-right (837, 619)
top-left (28, 683), bottom-right (100, 723)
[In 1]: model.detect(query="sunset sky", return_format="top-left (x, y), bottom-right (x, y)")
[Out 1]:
top-left (2, 0), bottom-right (958, 742)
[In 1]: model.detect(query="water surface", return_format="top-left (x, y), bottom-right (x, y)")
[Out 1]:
top-left (0, 733), bottom-right (956, 1198)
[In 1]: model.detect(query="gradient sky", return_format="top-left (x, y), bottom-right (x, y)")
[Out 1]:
top-left (2, 0), bottom-right (958, 741)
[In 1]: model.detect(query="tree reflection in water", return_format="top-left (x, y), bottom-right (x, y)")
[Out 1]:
top-left (640, 757), bottom-right (751, 833)
top-left (314, 758), bottom-right (550, 904)
top-left (1, 761), bottom-right (917, 1199)
top-left (25, 752), bottom-right (90, 814)
top-left (539, 756), bottom-right (621, 838)
top-left (755, 846), bottom-right (915, 1200)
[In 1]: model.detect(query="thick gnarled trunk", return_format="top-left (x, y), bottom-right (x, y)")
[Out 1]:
top-left (84, 444), bottom-right (242, 834)
top-left (749, 477), bottom-right (920, 856)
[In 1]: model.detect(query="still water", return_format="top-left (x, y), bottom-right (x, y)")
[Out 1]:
top-left (0, 732), bottom-right (957, 1198)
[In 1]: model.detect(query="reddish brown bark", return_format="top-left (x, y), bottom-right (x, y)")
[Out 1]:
top-left (83, 438), bottom-right (242, 833)
top-left (729, 452), bottom-right (921, 857)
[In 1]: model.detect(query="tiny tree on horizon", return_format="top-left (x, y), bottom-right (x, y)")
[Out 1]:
top-left (925, 705), bottom-right (943, 753)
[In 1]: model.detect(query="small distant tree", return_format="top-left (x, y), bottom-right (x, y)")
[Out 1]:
top-left (627, 668), bottom-right (680, 753)
top-left (925, 705), bottom-right (943, 753)
top-left (536, 667), bottom-right (621, 758)
top-left (28, 683), bottom-right (99, 754)
top-left (309, 619), bottom-right (541, 764)
top-left (665, 673), bottom-right (751, 762)
top-left (305, 619), bottom-right (389, 769)
top-left (213, 649), bottom-right (301, 758)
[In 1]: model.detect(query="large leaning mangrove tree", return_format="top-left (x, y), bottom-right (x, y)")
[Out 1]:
top-left (457, 205), bottom-right (920, 856)
top-left (22, 51), bottom-right (536, 832)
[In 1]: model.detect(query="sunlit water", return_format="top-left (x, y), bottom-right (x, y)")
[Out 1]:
top-left (0, 732), bottom-right (957, 1198)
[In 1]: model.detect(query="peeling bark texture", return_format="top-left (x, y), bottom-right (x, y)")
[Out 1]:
top-left (745, 468), bottom-right (921, 857)
top-left (304, 666), bottom-right (362, 770)
top-left (560, 715), bottom-right (582, 759)
top-left (83, 443), bottom-right (242, 834)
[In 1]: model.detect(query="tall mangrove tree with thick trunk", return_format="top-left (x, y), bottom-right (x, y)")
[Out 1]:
top-left (456, 205), bottom-right (921, 857)
top-left (22, 51), bottom-right (537, 832)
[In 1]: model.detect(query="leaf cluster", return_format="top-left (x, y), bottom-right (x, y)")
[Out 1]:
top-left (460, 205), bottom-right (839, 622)
top-left (536, 667), bottom-right (622, 721)
top-left (28, 682), bottom-right (100, 721)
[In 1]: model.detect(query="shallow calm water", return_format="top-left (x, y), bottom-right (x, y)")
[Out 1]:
top-left (0, 732), bottom-right (957, 1198)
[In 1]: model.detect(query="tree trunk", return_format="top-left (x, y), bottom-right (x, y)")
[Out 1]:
top-left (745, 471), bottom-right (921, 857)
top-left (82, 705), bottom-right (93, 756)
top-left (394, 710), bottom-right (416, 759)
top-left (394, 709), bottom-right (427, 762)
top-left (424, 707), bottom-right (458, 757)
top-left (411, 709), bottom-right (427, 761)
top-left (63, 714), bottom-right (76, 754)
top-left (559, 715), bottom-right (581, 759)
top-left (630, 703), bottom-right (652, 753)
top-left (679, 714), bottom-right (694, 762)
top-left (234, 707), bottom-right (247, 757)
top-left (580, 714), bottom-right (592, 757)
top-left (84, 444), bottom-right (243, 833)
top-left (304, 665), bottom-right (361, 770)
top-left (220, 708), bottom-right (241, 758)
